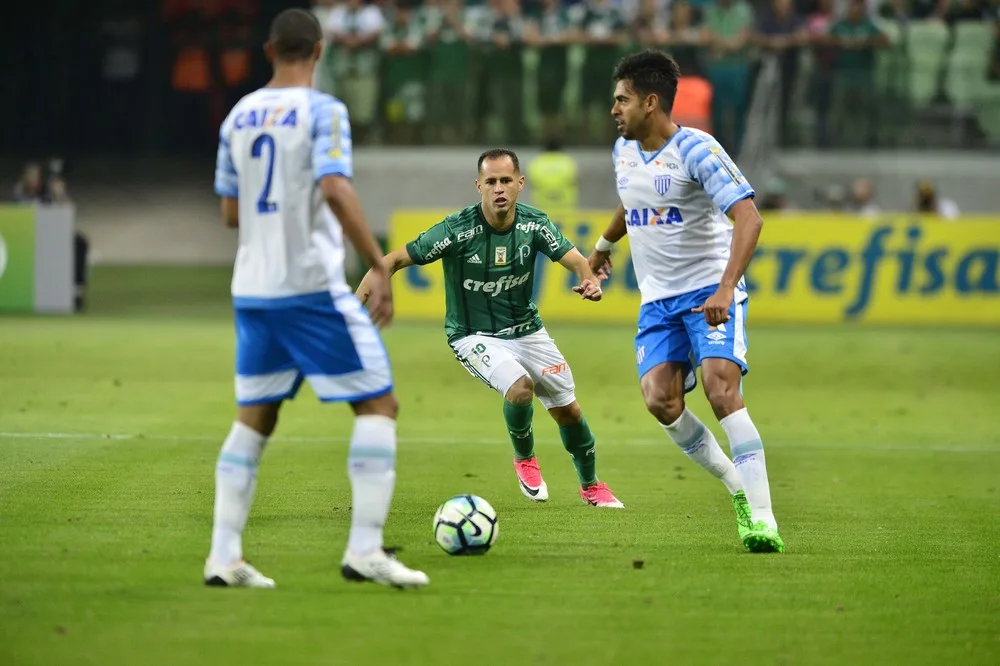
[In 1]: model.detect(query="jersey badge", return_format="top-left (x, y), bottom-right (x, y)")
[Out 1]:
top-left (654, 175), bottom-right (671, 196)
top-left (494, 246), bottom-right (508, 266)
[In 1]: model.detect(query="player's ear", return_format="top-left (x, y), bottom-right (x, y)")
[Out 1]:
top-left (475, 179), bottom-right (482, 194)
top-left (263, 41), bottom-right (275, 63)
top-left (517, 175), bottom-right (524, 191)
top-left (313, 41), bottom-right (323, 61)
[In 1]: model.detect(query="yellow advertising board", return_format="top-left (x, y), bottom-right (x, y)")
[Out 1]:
top-left (388, 211), bottom-right (1000, 326)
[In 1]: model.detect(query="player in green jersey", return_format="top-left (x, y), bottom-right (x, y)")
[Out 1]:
top-left (357, 148), bottom-right (624, 507)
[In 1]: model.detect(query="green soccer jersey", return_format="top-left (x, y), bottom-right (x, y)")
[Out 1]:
top-left (405, 202), bottom-right (573, 343)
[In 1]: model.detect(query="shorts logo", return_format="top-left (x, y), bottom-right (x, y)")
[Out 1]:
top-left (495, 246), bottom-right (508, 266)
top-left (706, 323), bottom-right (727, 344)
top-left (654, 175), bottom-right (671, 196)
top-left (540, 362), bottom-right (568, 376)
top-left (635, 345), bottom-right (646, 365)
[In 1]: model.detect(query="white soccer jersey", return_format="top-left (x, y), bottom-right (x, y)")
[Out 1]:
top-left (215, 86), bottom-right (353, 305)
top-left (613, 128), bottom-right (755, 304)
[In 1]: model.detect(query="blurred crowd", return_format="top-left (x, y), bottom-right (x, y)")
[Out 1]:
top-left (306, 0), bottom-right (1000, 153)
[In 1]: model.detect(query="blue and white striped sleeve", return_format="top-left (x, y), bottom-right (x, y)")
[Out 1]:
top-left (679, 131), bottom-right (754, 214)
top-left (214, 115), bottom-right (238, 198)
top-left (311, 94), bottom-right (353, 181)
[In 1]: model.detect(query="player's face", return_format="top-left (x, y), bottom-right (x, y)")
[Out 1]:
top-left (611, 80), bottom-right (652, 140)
top-left (476, 157), bottom-right (524, 217)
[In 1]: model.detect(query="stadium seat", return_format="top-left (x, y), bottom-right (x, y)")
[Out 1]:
top-left (946, 21), bottom-right (993, 107)
top-left (906, 20), bottom-right (950, 106)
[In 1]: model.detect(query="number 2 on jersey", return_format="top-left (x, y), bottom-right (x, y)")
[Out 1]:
top-left (251, 133), bottom-right (278, 214)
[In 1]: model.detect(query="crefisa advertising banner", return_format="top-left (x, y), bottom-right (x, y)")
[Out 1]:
top-left (389, 211), bottom-right (999, 326)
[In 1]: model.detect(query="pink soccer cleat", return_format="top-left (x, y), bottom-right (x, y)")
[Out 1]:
top-left (513, 457), bottom-right (549, 502)
top-left (580, 482), bottom-right (625, 508)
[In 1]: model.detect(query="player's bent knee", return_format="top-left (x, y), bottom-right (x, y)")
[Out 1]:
top-left (641, 385), bottom-right (684, 424)
top-left (352, 390), bottom-right (399, 420)
top-left (504, 377), bottom-right (535, 406)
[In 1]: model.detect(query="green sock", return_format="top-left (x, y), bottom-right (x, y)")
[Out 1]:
top-left (559, 416), bottom-right (597, 486)
top-left (503, 400), bottom-right (535, 460)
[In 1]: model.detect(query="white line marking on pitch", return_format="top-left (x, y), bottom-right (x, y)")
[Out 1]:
top-left (0, 431), bottom-right (996, 453)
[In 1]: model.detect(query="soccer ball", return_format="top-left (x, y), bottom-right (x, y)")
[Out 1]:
top-left (433, 494), bottom-right (499, 555)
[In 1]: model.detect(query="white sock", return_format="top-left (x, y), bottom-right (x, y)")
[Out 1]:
top-left (346, 415), bottom-right (397, 556)
top-left (720, 407), bottom-right (777, 529)
top-left (209, 421), bottom-right (267, 566)
top-left (663, 408), bottom-right (743, 495)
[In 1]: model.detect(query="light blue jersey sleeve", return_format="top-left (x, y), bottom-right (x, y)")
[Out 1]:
top-left (678, 131), bottom-right (754, 214)
top-left (311, 93), bottom-right (353, 181)
top-left (214, 114), bottom-right (238, 198)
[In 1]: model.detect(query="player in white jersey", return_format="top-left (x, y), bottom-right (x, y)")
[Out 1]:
top-left (205, 9), bottom-right (429, 589)
top-left (588, 50), bottom-right (784, 553)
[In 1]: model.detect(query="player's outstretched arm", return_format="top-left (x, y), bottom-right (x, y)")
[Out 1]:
top-left (356, 247), bottom-right (413, 306)
top-left (321, 174), bottom-right (393, 328)
top-left (560, 248), bottom-right (603, 302)
top-left (587, 203), bottom-right (626, 278)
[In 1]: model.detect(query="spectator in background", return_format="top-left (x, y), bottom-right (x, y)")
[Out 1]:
top-left (990, 3), bottom-right (1000, 81)
top-left (828, 0), bottom-right (888, 148)
top-left (915, 180), bottom-right (961, 219)
top-left (484, 0), bottom-right (529, 144)
top-left (758, 176), bottom-right (796, 212)
top-left (849, 177), bottom-right (880, 216)
top-left (526, 0), bottom-right (574, 142)
top-left (326, 0), bottom-right (385, 144)
top-left (755, 0), bottom-right (807, 146)
top-left (312, 0), bottom-right (341, 95)
top-left (424, 0), bottom-right (471, 143)
top-left (666, 0), bottom-right (706, 79)
top-left (571, 0), bottom-right (630, 144)
top-left (702, 0), bottom-right (755, 155)
top-left (632, 0), bottom-right (669, 47)
top-left (805, 0), bottom-right (836, 148)
top-left (12, 163), bottom-right (45, 203)
top-left (380, 0), bottom-right (427, 144)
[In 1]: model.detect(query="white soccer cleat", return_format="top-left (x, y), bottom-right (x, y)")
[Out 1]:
top-left (204, 560), bottom-right (276, 588)
top-left (341, 549), bottom-right (430, 589)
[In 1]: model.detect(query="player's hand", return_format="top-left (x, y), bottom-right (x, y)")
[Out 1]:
top-left (360, 269), bottom-right (394, 329)
top-left (692, 287), bottom-right (732, 326)
top-left (587, 249), bottom-right (612, 280)
top-left (572, 279), bottom-right (603, 302)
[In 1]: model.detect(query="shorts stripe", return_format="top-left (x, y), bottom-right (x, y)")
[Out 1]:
top-left (455, 351), bottom-right (491, 387)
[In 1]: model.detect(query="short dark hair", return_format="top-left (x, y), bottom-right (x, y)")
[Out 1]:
top-left (477, 148), bottom-right (520, 173)
top-left (613, 50), bottom-right (681, 113)
top-left (269, 9), bottom-right (322, 62)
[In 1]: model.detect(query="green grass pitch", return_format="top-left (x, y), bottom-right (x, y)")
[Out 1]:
top-left (1, 267), bottom-right (998, 665)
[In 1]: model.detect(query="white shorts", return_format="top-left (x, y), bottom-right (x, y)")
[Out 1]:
top-left (450, 328), bottom-right (576, 409)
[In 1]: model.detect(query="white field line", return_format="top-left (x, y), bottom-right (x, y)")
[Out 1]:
top-left (0, 431), bottom-right (996, 453)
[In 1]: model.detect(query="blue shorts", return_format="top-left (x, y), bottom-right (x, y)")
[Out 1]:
top-left (635, 284), bottom-right (749, 386)
top-left (234, 291), bottom-right (393, 406)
